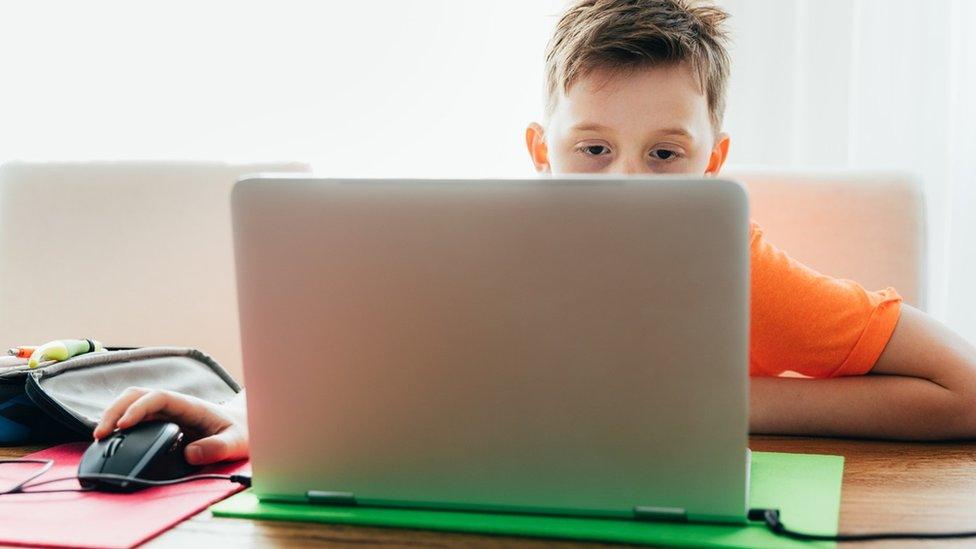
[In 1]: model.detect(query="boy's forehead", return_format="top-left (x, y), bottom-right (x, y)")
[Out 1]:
top-left (550, 64), bottom-right (711, 139)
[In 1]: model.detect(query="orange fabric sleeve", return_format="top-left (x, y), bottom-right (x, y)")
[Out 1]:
top-left (749, 221), bottom-right (903, 378)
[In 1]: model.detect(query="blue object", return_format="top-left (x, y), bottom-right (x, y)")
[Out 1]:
top-left (0, 390), bottom-right (39, 443)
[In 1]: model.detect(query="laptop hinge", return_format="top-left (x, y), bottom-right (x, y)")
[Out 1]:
top-left (633, 506), bottom-right (687, 522)
top-left (306, 490), bottom-right (358, 506)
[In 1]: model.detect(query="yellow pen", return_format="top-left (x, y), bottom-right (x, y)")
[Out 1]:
top-left (28, 339), bottom-right (104, 369)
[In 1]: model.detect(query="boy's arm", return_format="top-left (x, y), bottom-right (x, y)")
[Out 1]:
top-left (750, 304), bottom-right (976, 440)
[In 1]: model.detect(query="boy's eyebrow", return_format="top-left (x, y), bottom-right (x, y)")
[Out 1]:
top-left (569, 122), bottom-right (614, 133)
top-left (569, 122), bottom-right (695, 141)
top-left (655, 127), bottom-right (695, 140)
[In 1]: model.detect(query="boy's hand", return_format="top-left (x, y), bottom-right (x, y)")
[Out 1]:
top-left (92, 387), bottom-right (249, 465)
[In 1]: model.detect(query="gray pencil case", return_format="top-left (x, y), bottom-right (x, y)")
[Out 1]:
top-left (0, 347), bottom-right (241, 444)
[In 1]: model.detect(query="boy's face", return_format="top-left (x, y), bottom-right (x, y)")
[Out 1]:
top-left (526, 63), bottom-right (729, 176)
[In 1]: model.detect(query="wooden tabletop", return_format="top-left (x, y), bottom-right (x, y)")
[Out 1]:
top-left (4, 435), bottom-right (976, 548)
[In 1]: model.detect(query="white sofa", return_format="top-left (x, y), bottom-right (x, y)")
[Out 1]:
top-left (729, 169), bottom-right (926, 310)
top-left (0, 161), bottom-right (310, 383)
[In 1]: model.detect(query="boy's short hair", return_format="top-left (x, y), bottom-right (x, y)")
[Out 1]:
top-left (545, 0), bottom-right (731, 131)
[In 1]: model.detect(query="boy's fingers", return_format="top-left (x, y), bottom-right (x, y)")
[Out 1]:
top-left (93, 386), bottom-right (149, 439)
top-left (116, 389), bottom-right (198, 430)
top-left (184, 429), bottom-right (247, 465)
top-left (94, 388), bottom-right (234, 452)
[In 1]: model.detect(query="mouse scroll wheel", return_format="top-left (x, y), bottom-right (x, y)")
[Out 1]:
top-left (169, 432), bottom-right (184, 452)
top-left (103, 436), bottom-right (124, 458)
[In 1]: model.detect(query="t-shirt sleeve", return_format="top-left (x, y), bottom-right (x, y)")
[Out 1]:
top-left (749, 221), bottom-right (903, 378)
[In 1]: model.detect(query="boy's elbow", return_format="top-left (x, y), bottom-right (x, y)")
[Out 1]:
top-left (944, 359), bottom-right (976, 439)
top-left (872, 304), bottom-right (976, 439)
top-left (951, 399), bottom-right (976, 440)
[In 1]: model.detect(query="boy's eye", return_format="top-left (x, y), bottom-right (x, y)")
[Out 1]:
top-left (650, 148), bottom-right (679, 161)
top-left (578, 144), bottom-right (611, 156)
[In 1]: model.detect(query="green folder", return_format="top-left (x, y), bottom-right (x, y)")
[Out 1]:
top-left (211, 451), bottom-right (842, 548)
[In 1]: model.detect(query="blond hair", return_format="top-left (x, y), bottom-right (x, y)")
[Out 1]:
top-left (545, 0), bottom-right (731, 130)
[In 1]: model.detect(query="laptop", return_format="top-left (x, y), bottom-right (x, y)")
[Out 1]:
top-left (232, 175), bottom-right (751, 524)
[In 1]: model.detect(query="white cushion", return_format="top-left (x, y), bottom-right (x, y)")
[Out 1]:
top-left (728, 169), bottom-right (926, 310)
top-left (0, 161), bottom-right (310, 383)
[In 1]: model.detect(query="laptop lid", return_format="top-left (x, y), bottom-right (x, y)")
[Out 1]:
top-left (233, 176), bottom-right (750, 523)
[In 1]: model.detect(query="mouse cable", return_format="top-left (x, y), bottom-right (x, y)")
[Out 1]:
top-left (23, 472), bottom-right (252, 491)
top-left (749, 508), bottom-right (976, 542)
top-left (0, 458), bottom-right (250, 495)
top-left (0, 458), bottom-right (59, 494)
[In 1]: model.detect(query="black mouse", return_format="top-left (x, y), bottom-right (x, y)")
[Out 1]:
top-left (78, 420), bottom-right (198, 492)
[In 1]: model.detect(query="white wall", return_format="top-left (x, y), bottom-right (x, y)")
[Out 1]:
top-left (0, 0), bottom-right (562, 176)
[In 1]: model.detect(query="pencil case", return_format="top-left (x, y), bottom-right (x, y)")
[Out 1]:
top-left (0, 347), bottom-right (241, 445)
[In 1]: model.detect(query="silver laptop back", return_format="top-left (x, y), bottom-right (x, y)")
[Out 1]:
top-left (233, 176), bottom-right (750, 523)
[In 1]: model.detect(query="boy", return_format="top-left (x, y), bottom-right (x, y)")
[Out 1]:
top-left (94, 0), bottom-right (976, 465)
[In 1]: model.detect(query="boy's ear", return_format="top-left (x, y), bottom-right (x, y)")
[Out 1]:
top-left (705, 132), bottom-right (731, 175)
top-left (525, 122), bottom-right (550, 173)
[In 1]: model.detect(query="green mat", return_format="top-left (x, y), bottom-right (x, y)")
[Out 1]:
top-left (211, 451), bottom-right (842, 548)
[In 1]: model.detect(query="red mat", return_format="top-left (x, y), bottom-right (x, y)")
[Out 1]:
top-left (0, 442), bottom-right (249, 548)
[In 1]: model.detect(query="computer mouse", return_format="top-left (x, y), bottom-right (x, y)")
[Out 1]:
top-left (78, 420), bottom-right (197, 492)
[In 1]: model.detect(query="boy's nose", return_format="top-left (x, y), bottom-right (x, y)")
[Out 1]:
top-left (612, 158), bottom-right (652, 175)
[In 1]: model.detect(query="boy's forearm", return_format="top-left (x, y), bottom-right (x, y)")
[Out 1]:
top-left (750, 374), bottom-right (975, 440)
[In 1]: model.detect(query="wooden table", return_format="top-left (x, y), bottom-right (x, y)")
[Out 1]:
top-left (4, 436), bottom-right (976, 548)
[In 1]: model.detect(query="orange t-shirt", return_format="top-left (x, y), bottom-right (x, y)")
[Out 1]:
top-left (749, 221), bottom-right (902, 378)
